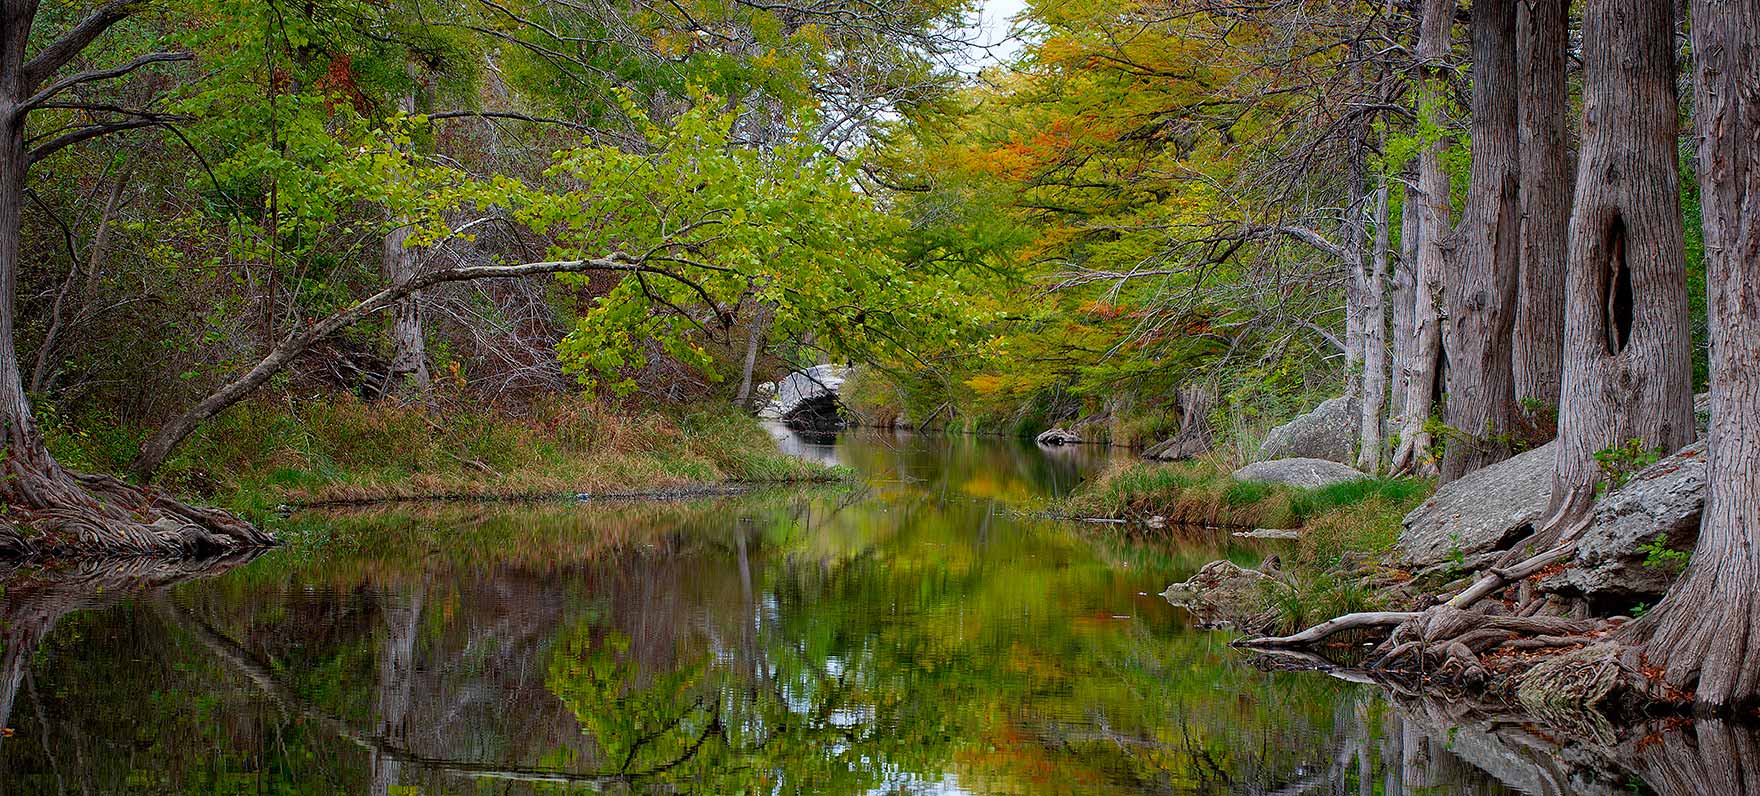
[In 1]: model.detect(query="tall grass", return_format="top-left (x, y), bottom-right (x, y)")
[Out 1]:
top-left (1057, 458), bottom-right (1432, 531)
top-left (44, 394), bottom-right (843, 517)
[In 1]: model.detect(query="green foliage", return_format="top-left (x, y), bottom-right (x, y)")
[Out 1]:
top-left (1640, 534), bottom-right (1691, 574)
top-left (1595, 438), bottom-right (1665, 492)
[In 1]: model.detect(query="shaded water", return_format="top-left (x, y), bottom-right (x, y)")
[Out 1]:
top-left (0, 427), bottom-right (1721, 794)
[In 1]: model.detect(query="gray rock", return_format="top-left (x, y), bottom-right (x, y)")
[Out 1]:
top-left (1232, 457), bottom-right (1367, 489)
top-left (757, 365), bottom-right (850, 420)
top-left (1035, 428), bottom-right (1083, 446)
top-left (1161, 560), bottom-right (1270, 628)
top-left (1542, 441), bottom-right (1706, 603)
top-left (1397, 441), bottom-right (1557, 568)
top-left (1256, 395), bottom-right (1361, 463)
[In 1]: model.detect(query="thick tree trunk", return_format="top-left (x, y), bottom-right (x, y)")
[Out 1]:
top-left (1390, 0), bottom-right (1456, 476)
top-left (1512, 0), bottom-right (1573, 416)
top-left (1542, 0), bottom-right (1693, 535)
top-left (1439, 0), bottom-right (1522, 483)
top-left (1624, 0), bottom-right (1760, 710)
top-left (1358, 181), bottom-right (1391, 473)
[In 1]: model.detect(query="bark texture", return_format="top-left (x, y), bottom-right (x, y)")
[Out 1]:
top-left (381, 82), bottom-right (431, 403)
top-left (1391, 172), bottom-right (1420, 422)
top-left (1545, 0), bottom-right (1693, 534)
top-left (1512, 0), bottom-right (1573, 413)
top-left (1440, 0), bottom-right (1522, 483)
top-left (1626, 0), bottom-right (1760, 710)
top-left (1390, 0), bottom-right (1455, 476)
top-left (1358, 181), bottom-right (1391, 473)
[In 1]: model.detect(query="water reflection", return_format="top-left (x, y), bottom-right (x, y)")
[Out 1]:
top-left (0, 428), bottom-right (1729, 794)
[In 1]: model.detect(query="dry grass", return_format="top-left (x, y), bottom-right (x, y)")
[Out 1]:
top-left (46, 393), bottom-right (844, 518)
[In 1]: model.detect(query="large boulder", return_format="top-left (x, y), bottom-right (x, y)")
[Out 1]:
top-left (1256, 396), bottom-right (1361, 463)
top-left (1233, 458), bottom-right (1367, 489)
top-left (1397, 441), bottom-right (1557, 569)
top-left (1542, 441), bottom-right (1706, 605)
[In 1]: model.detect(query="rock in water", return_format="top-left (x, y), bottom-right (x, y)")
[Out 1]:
top-left (1542, 441), bottom-right (1706, 605)
top-left (1035, 428), bottom-right (1083, 446)
top-left (1255, 395), bottom-right (1361, 464)
top-left (1232, 458), bottom-right (1367, 489)
top-left (1397, 441), bottom-right (1556, 569)
top-left (1161, 560), bottom-right (1270, 629)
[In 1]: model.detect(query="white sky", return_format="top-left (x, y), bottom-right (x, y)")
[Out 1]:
top-left (957, 0), bottom-right (1030, 74)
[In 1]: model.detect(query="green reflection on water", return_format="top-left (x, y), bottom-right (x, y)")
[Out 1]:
top-left (0, 428), bottom-right (1545, 794)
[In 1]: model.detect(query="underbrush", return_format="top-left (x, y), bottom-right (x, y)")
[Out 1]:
top-left (44, 393), bottom-right (843, 518)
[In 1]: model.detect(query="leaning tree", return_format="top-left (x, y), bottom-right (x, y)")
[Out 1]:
top-left (1623, 0), bottom-right (1760, 710)
top-left (0, 0), bottom-right (277, 556)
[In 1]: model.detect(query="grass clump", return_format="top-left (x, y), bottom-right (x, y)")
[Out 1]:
top-left (45, 393), bottom-right (845, 518)
top-left (1057, 458), bottom-right (1431, 532)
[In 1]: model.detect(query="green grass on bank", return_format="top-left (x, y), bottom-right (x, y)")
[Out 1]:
top-left (1057, 458), bottom-right (1433, 635)
top-left (44, 394), bottom-right (845, 518)
top-left (1056, 459), bottom-right (1430, 531)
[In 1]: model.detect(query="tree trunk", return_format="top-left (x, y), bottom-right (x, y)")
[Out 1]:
top-left (1390, 0), bottom-right (1456, 476)
top-left (1512, 0), bottom-right (1573, 418)
top-left (1391, 173), bottom-right (1420, 422)
top-left (1359, 180), bottom-right (1391, 473)
top-left (734, 302), bottom-right (770, 410)
top-left (1439, 0), bottom-right (1522, 483)
top-left (1143, 383), bottom-right (1215, 461)
top-left (1623, 0), bottom-right (1760, 710)
top-left (1542, 0), bottom-right (1693, 534)
top-left (382, 83), bottom-right (431, 404)
top-left (1344, 147), bottom-right (1369, 402)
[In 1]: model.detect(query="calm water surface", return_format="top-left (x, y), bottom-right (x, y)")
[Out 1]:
top-left (0, 427), bottom-right (1720, 794)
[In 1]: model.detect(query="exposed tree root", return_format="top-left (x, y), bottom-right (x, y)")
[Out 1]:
top-left (1, 461), bottom-right (274, 559)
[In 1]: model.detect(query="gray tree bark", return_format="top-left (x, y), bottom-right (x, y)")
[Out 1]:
top-left (1391, 173), bottom-right (1420, 422)
top-left (1439, 0), bottom-right (1522, 483)
top-left (382, 80), bottom-right (431, 403)
top-left (1512, 0), bottom-right (1573, 416)
top-left (1358, 180), bottom-right (1391, 473)
top-left (1626, 0), bottom-right (1760, 710)
top-left (1390, 0), bottom-right (1456, 476)
top-left (1541, 0), bottom-right (1693, 535)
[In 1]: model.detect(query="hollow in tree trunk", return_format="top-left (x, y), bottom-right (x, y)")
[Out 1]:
top-left (1439, 0), bottom-right (1522, 483)
top-left (1622, 0), bottom-right (1760, 711)
top-left (1539, 0), bottom-right (1693, 542)
top-left (1512, 0), bottom-right (1572, 420)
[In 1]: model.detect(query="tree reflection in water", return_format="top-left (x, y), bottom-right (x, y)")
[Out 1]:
top-left (0, 429), bottom-right (1741, 794)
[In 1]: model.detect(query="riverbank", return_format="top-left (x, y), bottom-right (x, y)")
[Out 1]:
top-left (43, 395), bottom-right (847, 521)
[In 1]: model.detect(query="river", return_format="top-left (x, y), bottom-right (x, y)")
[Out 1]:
top-left (0, 426), bottom-right (1726, 793)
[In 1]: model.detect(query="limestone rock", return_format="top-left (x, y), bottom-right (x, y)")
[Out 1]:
top-left (1256, 395), bottom-right (1361, 463)
top-left (1397, 441), bottom-right (1557, 568)
top-left (1035, 428), bottom-right (1083, 446)
top-left (1233, 457), bottom-right (1367, 489)
top-left (1542, 441), bottom-right (1706, 604)
top-left (757, 365), bottom-right (850, 423)
top-left (1161, 560), bottom-right (1269, 628)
